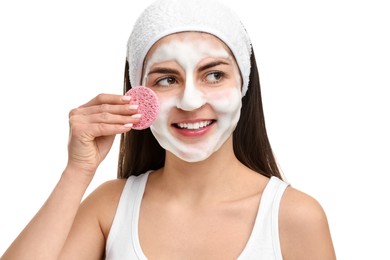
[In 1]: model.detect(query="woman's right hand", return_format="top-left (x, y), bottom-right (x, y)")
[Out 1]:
top-left (66, 93), bottom-right (140, 179)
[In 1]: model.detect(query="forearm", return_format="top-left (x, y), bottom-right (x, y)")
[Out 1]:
top-left (1, 167), bottom-right (93, 260)
top-left (2, 93), bottom-right (136, 259)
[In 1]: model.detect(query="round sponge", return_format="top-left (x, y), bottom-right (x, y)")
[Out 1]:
top-left (125, 86), bottom-right (160, 130)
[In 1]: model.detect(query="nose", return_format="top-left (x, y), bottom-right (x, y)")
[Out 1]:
top-left (176, 75), bottom-right (206, 111)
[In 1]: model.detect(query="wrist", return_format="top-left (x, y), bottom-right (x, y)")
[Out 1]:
top-left (62, 164), bottom-right (96, 186)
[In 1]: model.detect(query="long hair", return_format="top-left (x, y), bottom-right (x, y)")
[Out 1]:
top-left (117, 49), bottom-right (282, 179)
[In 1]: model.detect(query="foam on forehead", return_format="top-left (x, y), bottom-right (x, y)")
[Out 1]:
top-left (127, 0), bottom-right (252, 96)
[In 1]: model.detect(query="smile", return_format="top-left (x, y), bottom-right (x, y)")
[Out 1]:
top-left (174, 120), bottom-right (215, 130)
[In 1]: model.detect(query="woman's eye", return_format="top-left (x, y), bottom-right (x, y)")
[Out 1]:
top-left (205, 72), bottom-right (224, 83)
top-left (156, 77), bottom-right (177, 87)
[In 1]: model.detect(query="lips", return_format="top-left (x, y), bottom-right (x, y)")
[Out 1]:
top-left (172, 120), bottom-right (216, 137)
top-left (174, 120), bottom-right (213, 130)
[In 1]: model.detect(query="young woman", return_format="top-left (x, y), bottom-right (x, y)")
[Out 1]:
top-left (1, 0), bottom-right (336, 259)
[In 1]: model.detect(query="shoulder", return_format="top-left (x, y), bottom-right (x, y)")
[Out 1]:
top-left (88, 178), bottom-right (127, 201)
top-left (82, 178), bottom-right (127, 207)
top-left (59, 178), bottom-right (128, 258)
top-left (279, 186), bottom-right (336, 259)
top-left (80, 178), bottom-right (128, 236)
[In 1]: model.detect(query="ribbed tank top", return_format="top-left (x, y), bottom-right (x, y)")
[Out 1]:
top-left (106, 171), bottom-right (289, 260)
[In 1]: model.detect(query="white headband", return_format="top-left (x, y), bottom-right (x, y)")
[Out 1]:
top-left (127, 0), bottom-right (252, 96)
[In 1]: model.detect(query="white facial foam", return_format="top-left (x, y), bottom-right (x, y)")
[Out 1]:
top-left (143, 37), bottom-right (242, 162)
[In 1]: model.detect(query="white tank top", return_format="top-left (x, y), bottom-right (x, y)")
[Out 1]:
top-left (106, 171), bottom-right (289, 260)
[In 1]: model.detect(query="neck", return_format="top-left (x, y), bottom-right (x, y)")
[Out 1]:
top-left (156, 136), bottom-right (245, 204)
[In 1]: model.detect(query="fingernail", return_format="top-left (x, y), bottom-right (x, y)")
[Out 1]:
top-left (122, 95), bottom-right (131, 101)
top-left (131, 114), bottom-right (142, 119)
top-left (124, 123), bottom-right (133, 128)
top-left (128, 104), bottom-right (139, 110)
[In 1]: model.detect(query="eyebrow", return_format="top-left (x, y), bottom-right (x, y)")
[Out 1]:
top-left (197, 60), bottom-right (230, 72)
top-left (147, 67), bottom-right (180, 76)
top-left (147, 60), bottom-right (230, 76)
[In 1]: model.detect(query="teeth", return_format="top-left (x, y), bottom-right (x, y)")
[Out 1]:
top-left (177, 120), bottom-right (212, 130)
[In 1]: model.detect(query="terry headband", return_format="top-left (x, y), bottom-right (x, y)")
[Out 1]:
top-left (127, 0), bottom-right (252, 97)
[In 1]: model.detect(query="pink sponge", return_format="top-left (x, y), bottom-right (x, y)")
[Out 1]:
top-left (125, 86), bottom-right (160, 130)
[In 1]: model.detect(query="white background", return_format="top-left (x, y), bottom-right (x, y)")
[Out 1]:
top-left (0, 0), bottom-right (389, 258)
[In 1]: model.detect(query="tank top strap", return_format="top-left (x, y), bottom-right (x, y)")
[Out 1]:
top-left (238, 176), bottom-right (289, 260)
top-left (106, 171), bottom-right (150, 260)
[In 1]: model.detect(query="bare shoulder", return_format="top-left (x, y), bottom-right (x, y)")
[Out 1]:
top-left (279, 186), bottom-right (336, 260)
top-left (59, 179), bottom-right (127, 258)
top-left (84, 178), bottom-right (127, 203)
top-left (80, 179), bottom-right (127, 235)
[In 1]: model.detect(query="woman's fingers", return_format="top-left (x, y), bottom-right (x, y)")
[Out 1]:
top-left (69, 93), bottom-right (141, 128)
top-left (68, 111), bottom-right (134, 138)
top-left (69, 102), bottom-right (139, 118)
top-left (69, 112), bottom-right (142, 125)
top-left (78, 93), bottom-right (131, 108)
top-left (70, 122), bottom-right (135, 140)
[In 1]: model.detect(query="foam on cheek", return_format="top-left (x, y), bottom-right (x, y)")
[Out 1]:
top-left (207, 87), bottom-right (241, 112)
top-left (147, 39), bottom-right (242, 162)
top-left (150, 96), bottom-right (175, 149)
top-left (151, 95), bottom-right (211, 161)
top-left (206, 86), bottom-right (242, 148)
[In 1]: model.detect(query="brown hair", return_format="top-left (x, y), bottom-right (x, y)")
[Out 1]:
top-left (117, 50), bottom-right (282, 179)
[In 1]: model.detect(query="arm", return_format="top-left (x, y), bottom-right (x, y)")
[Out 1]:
top-left (58, 178), bottom-right (127, 260)
top-left (1, 94), bottom-right (140, 260)
top-left (279, 187), bottom-right (336, 260)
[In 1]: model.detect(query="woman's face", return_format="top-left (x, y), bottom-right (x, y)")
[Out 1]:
top-left (142, 32), bottom-right (242, 162)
